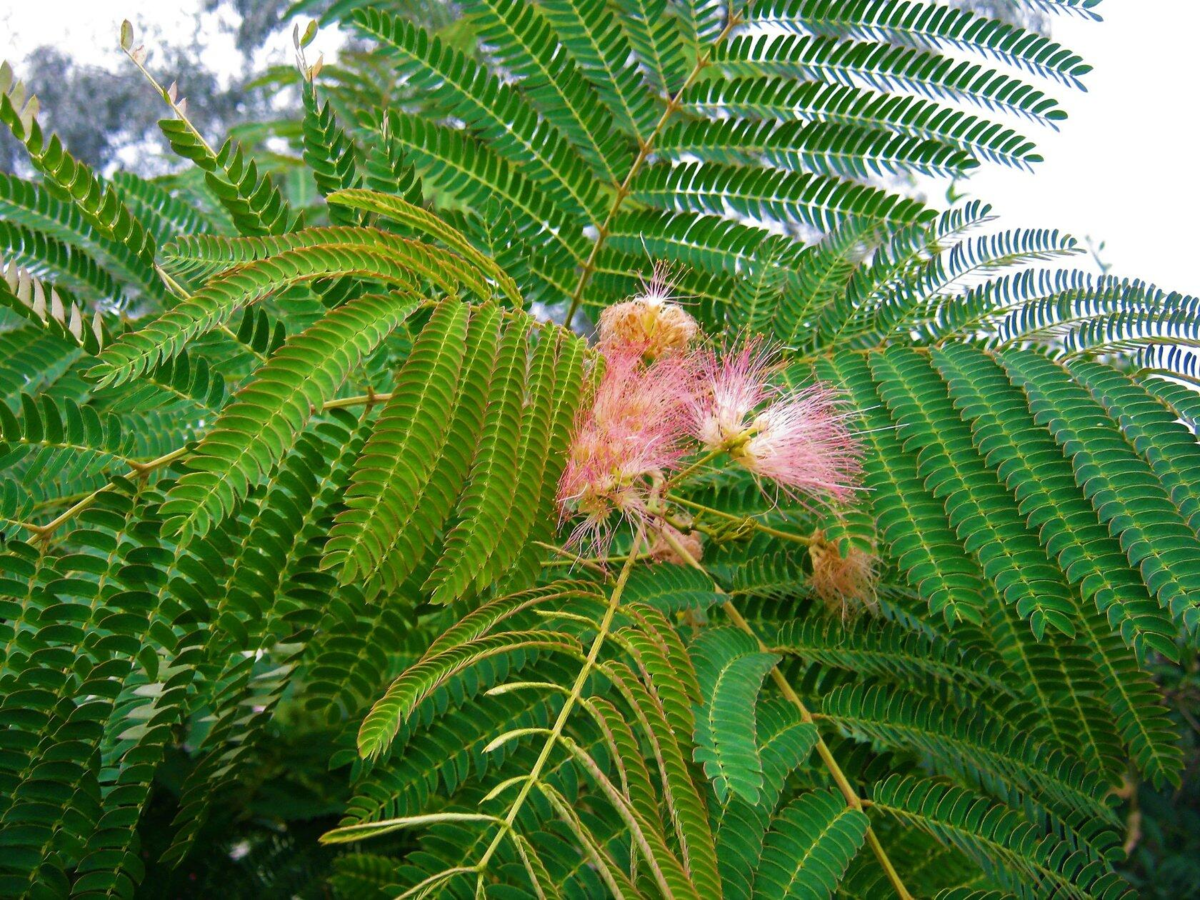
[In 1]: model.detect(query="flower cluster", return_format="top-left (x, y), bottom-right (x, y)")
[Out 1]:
top-left (691, 338), bottom-right (861, 507)
top-left (558, 274), bottom-right (863, 558)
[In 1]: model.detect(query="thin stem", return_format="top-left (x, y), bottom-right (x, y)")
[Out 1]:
top-left (12, 389), bottom-right (393, 541)
top-left (127, 444), bottom-right (192, 475)
top-left (541, 552), bottom-right (648, 569)
top-left (155, 263), bottom-right (189, 301)
top-left (563, 10), bottom-right (743, 329)
top-left (662, 448), bottom-right (727, 492)
top-left (652, 521), bottom-right (914, 900)
top-left (17, 444), bottom-right (192, 540)
top-left (322, 392), bottom-right (393, 411)
top-left (533, 540), bottom-right (613, 579)
top-left (122, 44), bottom-right (218, 158)
top-left (217, 321), bottom-right (270, 366)
top-left (476, 526), bottom-right (646, 879)
top-left (667, 493), bottom-right (816, 546)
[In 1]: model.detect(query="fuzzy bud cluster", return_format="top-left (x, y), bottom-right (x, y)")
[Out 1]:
top-left (809, 532), bottom-right (879, 619)
top-left (598, 264), bottom-right (699, 360)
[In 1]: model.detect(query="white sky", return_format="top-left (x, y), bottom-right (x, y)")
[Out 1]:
top-left (2, 1), bottom-right (1198, 296)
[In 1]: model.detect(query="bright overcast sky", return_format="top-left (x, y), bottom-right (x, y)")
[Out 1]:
top-left (2, 1), bottom-right (1198, 296)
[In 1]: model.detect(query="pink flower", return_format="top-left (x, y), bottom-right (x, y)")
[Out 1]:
top-left (736, 386), bottom-right (862, 506)
top-left (557, 349), bottom-right (695, 555)
top-left (690, 338), bottom-right (862, 506)
top-left (691, 338), bottom-right (777, 450)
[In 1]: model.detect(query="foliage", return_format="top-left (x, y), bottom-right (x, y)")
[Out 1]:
top-left (0, 1), bottom-right (1196, 899)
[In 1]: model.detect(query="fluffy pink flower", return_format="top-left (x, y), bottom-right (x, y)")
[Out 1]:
top-left (691, 338), bottom-right (778, 450)
top-left (690, 338), bottom-right (862, 506)
top-left (736, 386), bottom-right (862, 506)
top-left (557, 349), bottom-right (695, 554)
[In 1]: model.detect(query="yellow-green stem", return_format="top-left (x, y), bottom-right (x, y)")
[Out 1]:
top-left (475, 526), bottom-right (646, 880)
top-left (661, 447), bottom-right (727, 491)
top-left (11, 387), bottom-right (403, 541)
top-left (533, 540), bottom-right (614, 579)
top-left (667, 493), bottom-right (816, 546)
top-left (17, 443), bottom-right (192, 540)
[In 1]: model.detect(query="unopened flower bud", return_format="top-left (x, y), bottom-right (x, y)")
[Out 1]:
top-left (598, 264), bottom-right (698, 359)
top-left (809, 532), bottom-right (878, 619)
top-left (649, 521), bottom-right (703, 565)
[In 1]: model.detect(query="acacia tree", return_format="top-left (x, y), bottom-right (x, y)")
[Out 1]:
top-left (0, 1), bottom-right (1196, 897)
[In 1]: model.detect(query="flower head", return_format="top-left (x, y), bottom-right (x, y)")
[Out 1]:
top-left (809, 532), bottom-right (878, 619)
top-left (599, 263), bottom-right (699, 360)
top-left (735, 385), bottom-right (862, 506)
top-left (691, 337), bottom-right (778, 450)
top-left (557, 349), bottom-right (694, 555)
top-left (690, 338), bottom-right (862, 506)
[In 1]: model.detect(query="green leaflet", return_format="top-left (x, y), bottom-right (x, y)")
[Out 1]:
top-left (624, 563), bottom-right (725, 613)
top-left (762, 611), bottom-right (1009, 692)
top-left (0, 257), bottom-right (106, 355)
top-left (0, 68), bottom-right (161, 295)
top-left (90, 241), bottom-right (439, 388)
top-left (0, 219), bottom-right (123, 302)
top-left (1001, 350), bottom-right (1200, 633)
top-left (752, 789), bottom-right (870, 900)
top-left (166, 225), bottom-right (490, 299)
top-left (538, 0), bottom-right (659, 142)
top-left (717, 701), bottom-right (819, 900)
top-left (472, 327), bottom-right (560, 589)
top-left (1069, 359), bottom-right (1200, 539)
top-left (871, 775), bottom-right (1131, 900)
top-left (326, 189), bottom-right (523, 304)
top-left (324, 296), bottom-right (472, 589)
top-left (0, 394), bottom-right (139, 511)
top-left (823, 353), bottom-right (989, 625)
top-left (471, 0), bottom-right (630, 183)
top-left (301, 88), bottom-right (362, 226)
top-left (356, 630), bottom-right (581, 759)
top-left (159, 290), bottom-right (421, 543)
top-left (369, 109), bottom-right (588, 267)
top-left (632, 160), bottom-right (930, 233)
top-left (690, 626), bottom-right (781, 804)
top-left (658, 118), bottom-right (977, 184)
top-left (499, 331), bottom-right (586, 592)
top-left (352, 7), bottom-right (605, 226)
top-left (424, 315), bottom-right (531, 603)
top-left (932, 345), bottom-right (1179, 665)
top-left (159, 119), bottom-right (296, 237)
top-left (748, 0), bottom-right (1092, 87)
top-left (602, 660), bottom-right (720, 899)
top-left (869, 347), bottom-right (1078, 638)
top-left (821, 681), bottom-right (1117, 825)
top-left (713, 33), bottom-right (1065, 123)
top-left (612, 0), bottom-right (689, 95)
top-left (680, 77), bottom-right (1040, 168)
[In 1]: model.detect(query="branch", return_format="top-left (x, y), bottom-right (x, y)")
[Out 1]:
top-left (474, 525), bottom-right (647, 883)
